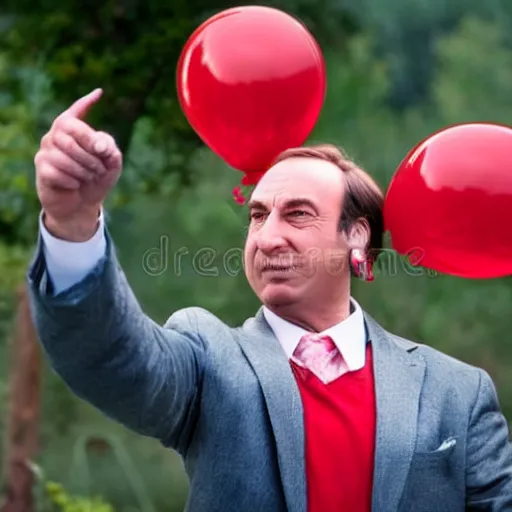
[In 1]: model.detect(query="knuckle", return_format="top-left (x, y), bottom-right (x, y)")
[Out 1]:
top-left (40, 133), bottom-right (51, 148)
top-left (38, 166), bottom-right (55, 186)
top-left (52, 131), bottom-right (63, 147)
top-left (85, 157), bottom-right (98, 171)
top-left (60, 134), bottom-right (76, 155)
top-left (34, 150), bottom-right (46, 167)
top-left (56, 116), bottom-right (73, 134)
top-left (51, 115), bottom-right (65, 131)
top-left (98, 131), bottom-right (117, 149)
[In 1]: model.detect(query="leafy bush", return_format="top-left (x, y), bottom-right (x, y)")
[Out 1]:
top-left (43, 481), bottom-right (115, 512)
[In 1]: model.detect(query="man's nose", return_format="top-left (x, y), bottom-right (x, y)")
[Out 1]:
top-left (256, 216), bottom-right (287, 254)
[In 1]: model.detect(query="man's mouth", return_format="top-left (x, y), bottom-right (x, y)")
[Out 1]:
top-left (262, 265), bottom-right (293, 271)
top-left (261, 258), bottom-right (299, 272)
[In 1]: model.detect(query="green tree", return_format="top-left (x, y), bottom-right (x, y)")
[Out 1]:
top-left (433, 16), bottom-right (512, 124)
top-left (0, 0), bottom-right (359, 160)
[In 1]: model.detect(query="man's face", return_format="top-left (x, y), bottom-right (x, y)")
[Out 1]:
top-left (244, 157), bottom-right (350, 310)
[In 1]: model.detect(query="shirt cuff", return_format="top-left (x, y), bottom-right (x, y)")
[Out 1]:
top-left (39, 210), bottom-right (107, 294)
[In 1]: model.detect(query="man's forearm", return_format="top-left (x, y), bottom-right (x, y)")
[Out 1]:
top-left (27, 231), bottom-right (207, 450)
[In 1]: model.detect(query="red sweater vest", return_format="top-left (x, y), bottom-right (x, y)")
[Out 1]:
top-left (290, 344), bottom-right (376, 512)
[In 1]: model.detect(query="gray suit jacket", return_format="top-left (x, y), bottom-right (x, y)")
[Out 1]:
top-left (27, 231), bottom-right (512, 512)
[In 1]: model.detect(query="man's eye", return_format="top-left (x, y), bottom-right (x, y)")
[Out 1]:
top-left (288, 210), bottom-right (308, 217)
top-left (250, 212), bottom-right (265, 220)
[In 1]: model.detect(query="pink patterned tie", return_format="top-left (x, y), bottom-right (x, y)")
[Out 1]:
top-left (291, 333), bottom-right (349, 384)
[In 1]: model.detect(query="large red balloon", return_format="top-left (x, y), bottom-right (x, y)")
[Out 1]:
top-left (384, 123), bottom-right (512, 279)
top-left (177, 6), bottom-right (326, 176)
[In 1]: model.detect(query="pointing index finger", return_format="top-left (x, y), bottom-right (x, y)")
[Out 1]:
top-left (61, 88), bottom-right (103, 120)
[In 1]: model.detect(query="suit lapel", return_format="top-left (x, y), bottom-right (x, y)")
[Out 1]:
top-left (365, 314), bottom-right (426, 512)
top-left (237, 308), bottom-right (306, 512)
top-left (235, 308), bottom-right (425, 512)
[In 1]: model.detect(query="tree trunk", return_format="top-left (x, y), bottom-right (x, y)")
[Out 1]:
top-left (0, 283), bottom-right (42, 512)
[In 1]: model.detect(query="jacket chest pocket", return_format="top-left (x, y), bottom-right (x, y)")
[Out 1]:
top-left (399, 443), bottom-right (465, 512)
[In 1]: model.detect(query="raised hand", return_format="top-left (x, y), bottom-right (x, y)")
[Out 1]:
top-left (34, 89), bottom-right (123, 241)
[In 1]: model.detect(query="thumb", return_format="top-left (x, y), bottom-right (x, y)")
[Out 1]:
top-left (62, 88), bottom-right (103, 120)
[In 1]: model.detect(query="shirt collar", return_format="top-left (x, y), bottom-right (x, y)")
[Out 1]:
top-left (262, 298), bottom-right (367, 371)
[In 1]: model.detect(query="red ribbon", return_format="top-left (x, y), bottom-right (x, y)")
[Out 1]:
top-left (232, 171), bottom-right (266, 205)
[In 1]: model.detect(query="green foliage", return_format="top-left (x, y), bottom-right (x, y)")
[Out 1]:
top-left (0, 242), bottom-right (31, 354)
top-left (0, 242), bottom-right (30, 292)
top-left (29, 462), bottom-right (116, 512)
top-left (41, 372), bottom-right (80, 438)
top-left (433, 15), bottom-right (512, 123)
top-left (2, 0), bottom-right (204, 156)
top-left (43, 481), bottom-right (115, 512)
top-left (0, 0), bottom-right (358, 186)
top-left (340, 0), bottom-right (512, 106)
top-left (0, 54), bottom-right (57, 245)
top-left (69, 433), bottom-right (157, 512)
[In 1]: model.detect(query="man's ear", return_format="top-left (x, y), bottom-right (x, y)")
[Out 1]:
top-left (344, 218), bottom-right (371, 254)
top-left (344, 218), bottom-right (375, 281)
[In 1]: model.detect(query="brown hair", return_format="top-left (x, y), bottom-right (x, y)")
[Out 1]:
top-left (271, 144), bottom-right (384, 258)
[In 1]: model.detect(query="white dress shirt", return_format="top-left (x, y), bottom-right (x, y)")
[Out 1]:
top-left (263, 300), bottom-right (367, 370)
top-left (39, 210), bottom-right (107, 294)
top-left (39, 210), bottom-right (367, 369)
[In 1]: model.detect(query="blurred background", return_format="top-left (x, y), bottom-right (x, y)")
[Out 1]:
top-left (1, 0), bottom-right (512, 510)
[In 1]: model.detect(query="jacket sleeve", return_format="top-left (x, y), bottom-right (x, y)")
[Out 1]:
top-left (466, 369), bottom-right (512, 510)
top-left (27, 229), bottom-right (207, 453)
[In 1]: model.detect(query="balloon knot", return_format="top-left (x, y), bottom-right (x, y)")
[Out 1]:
top-left (233, 185), bottom-right (247, 205)
top-left (232, 172), bottom-right (265, 205)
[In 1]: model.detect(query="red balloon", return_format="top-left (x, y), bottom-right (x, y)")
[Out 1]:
top-left (384, 123), bottom-right (512, 279)
top-left (176, 6), bottom-right (326, 175)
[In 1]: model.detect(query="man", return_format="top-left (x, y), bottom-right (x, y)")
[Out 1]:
top-left (28, 89), bottom-right (512, 512)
